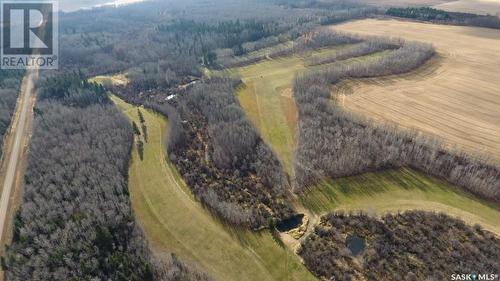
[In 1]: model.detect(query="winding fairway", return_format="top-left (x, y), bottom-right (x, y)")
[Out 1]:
top-left (300, 168), bottom-right (500, 235)
top-left (231, 48), bottom-right (390, 175)
top-left (111, 95), bottom-right (316, 281)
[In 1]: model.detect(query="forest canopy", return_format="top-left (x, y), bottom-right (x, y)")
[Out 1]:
top-left (299, 211), bottom-right (500, 281)
top-left (4, 74), bottom-right (210, 280)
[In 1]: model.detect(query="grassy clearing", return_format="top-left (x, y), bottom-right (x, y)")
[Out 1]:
top-left (90, 73), bottom-right (129, 86)
top-left (234, 56), bottom-right (304, 175)
top-left (300, 168), bottom-right (500, 235)
top-left (227, 47), bottom-right (389, 175)
top-left (111, 95), bottom-right (316, 281)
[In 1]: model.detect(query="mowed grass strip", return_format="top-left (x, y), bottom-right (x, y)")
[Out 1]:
top-left (300, 168), bottom-right (500, 235)
top-left (231, 47), bottom-right (389, 176)
top-left (111, 95), bottom-right (317, 281)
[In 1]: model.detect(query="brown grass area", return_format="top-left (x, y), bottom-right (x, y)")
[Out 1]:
top-left (434, 0), bottom-right (500, 16)
top-left (331, 19), bottom-right (500, 161)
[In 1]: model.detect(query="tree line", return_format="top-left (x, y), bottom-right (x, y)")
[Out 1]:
top-left (111, 77), bottom-right (294, 229)
top-left (4, 73), bottom-right (211, 281)
top-left (386, 7), bottom-right (500, 29)
top-left (166, 78), bottom-right (295, 229)
top-left (219, 30), bottom-right (363, 68)
top-left (58, 0), bottom-right (376, 92)
top-left (293, 33), bottom-right (500, 203)
top-left (307, 37), bottom-right (402, 66)
top-left (0, 70), bottom-right (24, 160)
top-left (298, 211), bottom-right (500, 280)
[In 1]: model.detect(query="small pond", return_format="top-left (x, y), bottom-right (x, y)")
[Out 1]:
top-left (276, 214), bottom-right (304, 232)
top-left (346, 235), bottom-right (365, 256)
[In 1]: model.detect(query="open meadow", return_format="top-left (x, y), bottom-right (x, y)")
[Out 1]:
top-left (111, 95), bottom-right (316, 281)
top-left (331, 19), bottom-right (500, 162)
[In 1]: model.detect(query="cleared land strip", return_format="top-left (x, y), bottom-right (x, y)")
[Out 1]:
top-left (0, 70), bottom-right (37, 248)
top-left (111, 95), bottom-right (316, 281)
top-left (331, 19), bottom-right (500, 161)
top-left (300, 168), bottom-right (500, 235)
top-left (231, 49), bottom-right (389, 175)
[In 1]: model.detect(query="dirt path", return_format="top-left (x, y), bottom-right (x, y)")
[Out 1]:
top-left (0, 70), bottom-right (37, 250)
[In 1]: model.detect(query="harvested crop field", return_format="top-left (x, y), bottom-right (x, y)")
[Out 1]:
top-left (434, 0), bottom-right (500, 16)
top-left (331, 19), bottom-right (500, 161)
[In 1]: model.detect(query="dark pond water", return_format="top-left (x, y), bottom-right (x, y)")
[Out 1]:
top-left (276, 214), bottom-right (304, 232)
top-left (346, 235), bottom-right (365, 256)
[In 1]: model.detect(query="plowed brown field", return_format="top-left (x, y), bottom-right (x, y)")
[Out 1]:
top-left (331, 19), bottom-right (500, 161)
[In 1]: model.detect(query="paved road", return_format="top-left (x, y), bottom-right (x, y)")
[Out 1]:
top-left (0, 70), bottom-right (37, 243)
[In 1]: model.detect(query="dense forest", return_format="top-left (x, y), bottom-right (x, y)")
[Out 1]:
top-left (3, 0), bottom-right (499, 279)
top-left (167, 79), bottom-right (294, 229)
top-left (0, 70), bottom-right (24, 159)
top-left (292, 32), bottom-right (500, 202)
top-left (3, 73), bottom-right (210, 281)
top-left (387, 7), bottom-right (500, 28)
top-left (113, 78), bottom-right (294, 229)
top-left (4, 4), bottom-right (373, 276)
top-left (58, 0), bottom-right (377, 86)
top-left (299, 211), bottom-right (500, 280)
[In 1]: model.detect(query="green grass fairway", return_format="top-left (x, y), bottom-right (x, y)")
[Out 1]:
top-left (300, 168), bottom-right (500, 235)
top-left (235, 56), bottom-right (304, 176)
top-left (111, 95), bottom-right (317, 281)
top-left (228, 48), bottom-right (390, 176)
